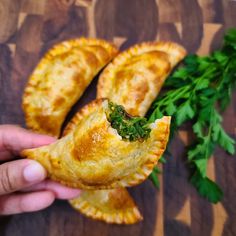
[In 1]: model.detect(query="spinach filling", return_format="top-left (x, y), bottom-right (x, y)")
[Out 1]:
top-left (107, 102), bottom-right (151, 141)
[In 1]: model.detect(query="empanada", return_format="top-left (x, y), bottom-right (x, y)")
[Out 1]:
top-left (97, 41), bottom-right (186, 116)
top-left (69, 188), bottom-right (143, 224)
top-left (22, 38), bottom-right (118, 137)
top-left (63, 105), bottom-right (143, 224)
top-left (21, 99), bottom-right (170, 189)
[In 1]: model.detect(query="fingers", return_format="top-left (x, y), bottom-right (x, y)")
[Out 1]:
top-left (0, 150), bottom-right (12, 161)
top-left (21, 180), bottom-right (81, 200)
top-left (0, 125), bottom-right (56, 160)
top-left (0, 159), bottom-right (46, 195)
top-left (0, 191), bottom-right (55, 215)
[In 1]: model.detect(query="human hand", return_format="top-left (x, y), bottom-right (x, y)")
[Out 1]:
top-left (0, 125), bottom-right (80, 215)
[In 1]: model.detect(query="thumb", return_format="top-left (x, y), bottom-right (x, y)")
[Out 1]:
top-left (0, 159), bottom-right (46, 195)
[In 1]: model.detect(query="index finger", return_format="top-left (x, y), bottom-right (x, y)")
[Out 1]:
top-left (0, 125), bottom-right (56, 161)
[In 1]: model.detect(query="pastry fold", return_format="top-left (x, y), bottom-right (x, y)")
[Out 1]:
top-left (97, 41), bottom-right (186, 116)
top-left (69, 188), bottom-right (143, 224)
top-left (22, 38), bottom-right (118, 137)
top-left (63, 103), bottom-right (143, 224)
top-left (21, 99), bottom-right (170, 189)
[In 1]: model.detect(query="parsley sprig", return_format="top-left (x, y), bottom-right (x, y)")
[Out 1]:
top-left (148, 28), bottom-right (236, 203)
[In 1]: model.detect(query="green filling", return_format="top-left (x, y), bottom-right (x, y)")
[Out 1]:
top-left (107, 102), bottom-right (151, 141)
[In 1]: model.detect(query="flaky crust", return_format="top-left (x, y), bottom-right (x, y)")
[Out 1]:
top-left (62, 98), bottom-right (104, 136)
top-left (69, 188), bottom-right (143, 224)
top-left (22, 38), bottom-right (118, 137)
top-left (97, 41), bottom-right (186, 116)
top-left (21, 99), bottom-right (170, 189)
top-left (63, 102), bottom-right (142, 224)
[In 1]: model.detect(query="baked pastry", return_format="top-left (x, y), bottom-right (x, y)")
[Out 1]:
top-left (21, 99), bottom-right (170, 189)
top-left (69, 188), bottom-right (143, 224)
top-left (97, 41), bottom-right (186, 116)
top-left (63, 104), bottom-right (143, 224)
top-left (22, 38), bottom-right (118, 137)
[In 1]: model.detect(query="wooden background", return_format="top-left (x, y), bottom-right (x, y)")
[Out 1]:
top-left (0, 0), bottom-right (236, 235)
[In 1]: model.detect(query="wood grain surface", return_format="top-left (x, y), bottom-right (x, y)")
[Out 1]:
top-left (0, 0), bottom-right (236, 236)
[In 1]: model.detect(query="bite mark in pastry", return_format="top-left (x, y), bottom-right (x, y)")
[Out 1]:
top-left (21, 99), bottom-right (170, 189)
top-left (97, 41), bottom-right (186, 116)
top-left (22, 38), bottom-right (118, 137)
top-left (69, 188), bottom-right (143, 224)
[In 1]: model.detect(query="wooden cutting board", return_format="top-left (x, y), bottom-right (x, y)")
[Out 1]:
top-left (0, 0), bottom-right (235, 235)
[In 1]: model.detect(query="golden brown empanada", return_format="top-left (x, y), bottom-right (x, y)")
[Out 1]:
top-left (21, 99), bottom-right (170, 189)
top-left (69, 188), bottom-right (143, 224)
top-left (97, 41), bottom-right (186, 116)
top-left (63, 104), bottom-right (143, 224)
top-left (22, 38), bottom-right (118, 137)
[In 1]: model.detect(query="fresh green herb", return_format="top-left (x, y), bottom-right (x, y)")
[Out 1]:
top-left (148, 28), bottom-right (236, 203)
top-left (149, 166), bottom-right (162, 188)
top-left (190, 170), bottom-right (223, 203)
top-left (108, 102), bottom-right (151, 141)
top-left (148, 156), bottom-right (166, 188)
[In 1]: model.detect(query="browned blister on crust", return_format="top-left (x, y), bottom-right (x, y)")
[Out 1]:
top-left (97, 41), bottom-right (186, 116)
top-left (69, 188), bottom-right (143, 224)
top-left (21, 99), bottom-right (170, 190)
top-left (22, 38), bottom-right (118, 137)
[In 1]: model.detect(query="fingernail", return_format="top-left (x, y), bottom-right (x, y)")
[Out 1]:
top-left (23, 162), bottom-right (46, 182)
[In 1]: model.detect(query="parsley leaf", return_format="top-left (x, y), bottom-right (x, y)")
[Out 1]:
top-left (176, 101), bottom-right (195, 126)
top-left (190, 170), bottom-right (223, 203)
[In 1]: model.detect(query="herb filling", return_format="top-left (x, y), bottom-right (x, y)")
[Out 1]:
top-left (108, 102), bottom-right (151, 141)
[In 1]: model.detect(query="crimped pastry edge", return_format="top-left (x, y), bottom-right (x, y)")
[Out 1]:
top-left (97, 41), bottom-right (186, 99)
top-left (69, 188), bottom-right (143, 224)
top-left (22, 38), bottom-right (118, 137)
top-left (55, 99), bottom-right (171, 189)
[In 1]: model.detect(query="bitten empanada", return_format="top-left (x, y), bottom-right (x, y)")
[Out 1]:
top-left (22, 38), bottom-right (118, 137)
top-left (97, 41), bottom-right (186, 116)
top-left (21, 99), bottom-right (170, 189)
top-left (69, 188), bottom-right (143, 224)
top-left (63, 102), bottom-right (143, 224)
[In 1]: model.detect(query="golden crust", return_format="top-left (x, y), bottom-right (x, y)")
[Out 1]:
top-left (63, 102), bottom-right (142, 224)
top-left (69, 188), bottom-right (143, 224)
top-left (21, 99), bottom-right (170, 189)
top-left (22, 38), bottom-right (118, 137)
top-left (62, 98), bottom-right (104, 136)
top-left (97, 41), bottom-right (186, 116)
top-left (141, 41), bottom-right (187, 67)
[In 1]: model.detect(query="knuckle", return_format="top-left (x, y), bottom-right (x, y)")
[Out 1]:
top-left (0, 164), bottom-right (15, 194)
